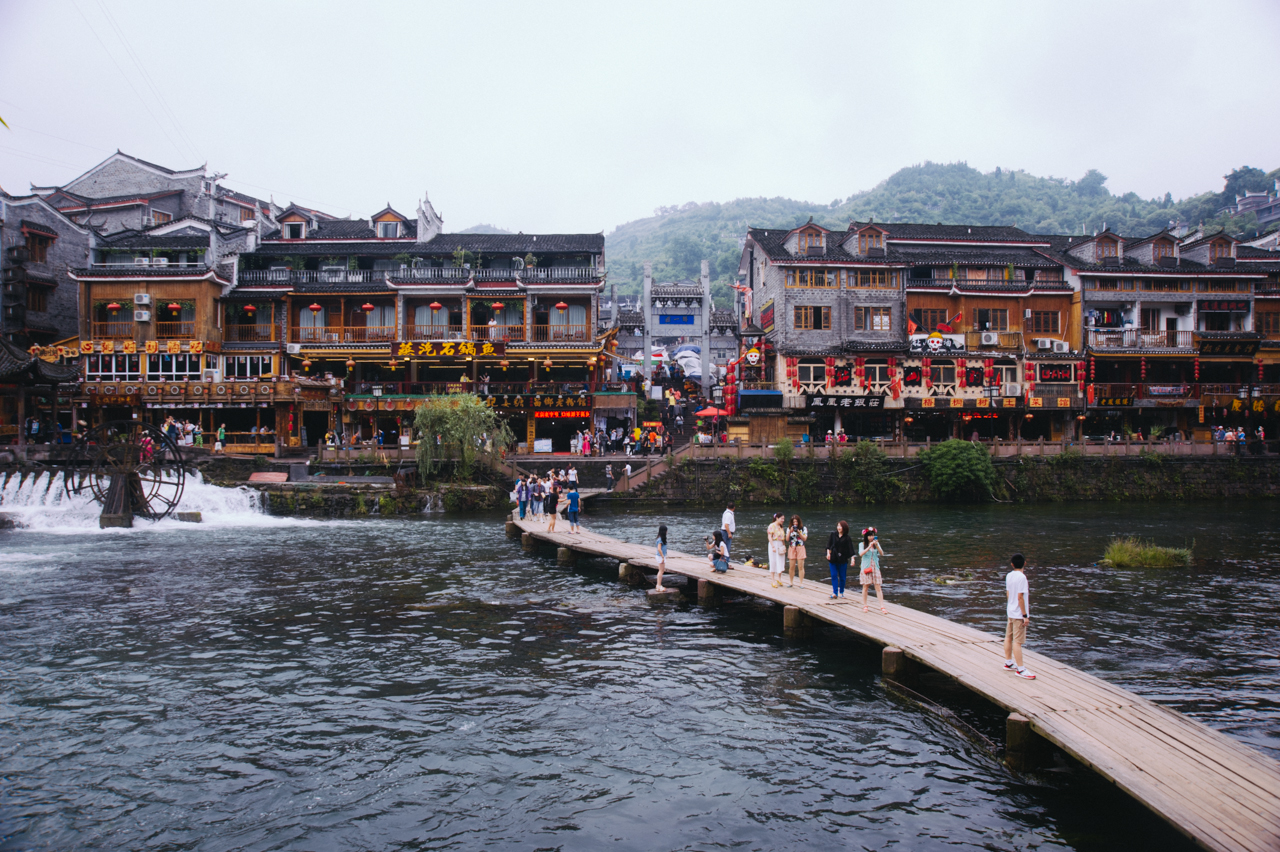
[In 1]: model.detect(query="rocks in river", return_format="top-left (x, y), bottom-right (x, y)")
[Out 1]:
top-left (933, 570), bottom-right (977, 585)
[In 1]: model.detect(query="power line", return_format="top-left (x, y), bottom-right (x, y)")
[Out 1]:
top-left (94, 0), bottom-right (202, 164)
top-left (69, 0), bottom-right (188, 165)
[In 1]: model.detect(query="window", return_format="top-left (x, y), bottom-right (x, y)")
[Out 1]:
top-left (1096, 240), bottom-right (1118, 260)
top-left (912, 308), bottom-right (948, 332)
top-left (146, 353), bottom-right (206, 380)
top-left (1140, 279), bottom-right (1181, 292)
top-left (150, 210), bottom-right (172, 225)
top-left (284, 222), bottom-right (304, 239)
top-left (1140, 309), bottom-right (1160, 332)
top-left (84, 354), bottom-right (140, 381)
top-left (224, 355), bottom-right (273, 379)
top-left (799, 231), bottom-right (823, 252)
top-left (1199, 279), bottom-right (1241, 293)
top-left (1209, 241), bottom-right (1230, 261)
top-left (855, 306), bottom-right (892, 331)
top-left (1028, 311), bottom-right (1060, 334)
top-left (929, 362), bottom-right (956, 385)
top-left (26, 286), bottom-right (48, 312)
top-left (240, 207), bottom-right (256, 222)
top-left (858, 232), bottom-right (883, 254)
top-left (1153, 241), bottom-right (1174, 260)
top-left (1257, 312), bottom-right (1280, 335)
top-left (793, 305), bottom-right (831, 330)
top-left (862, 361), bottom-right (891, 383)
top-left (787, 269), bottom-right (832, 288)
top-left (973, 308), bottom-right (1009, 331)
top-left (797, 363), bottom-right (825, 384)
top-left (24, 232), bottom-right (52, 263)
top-left (377, 221), bottom-right (400, 238)
top-left (852, 270), bottom-right (890, 288)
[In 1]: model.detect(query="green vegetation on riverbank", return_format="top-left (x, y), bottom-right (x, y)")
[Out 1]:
top-left (1102, 537), bottom-right (1193, 569)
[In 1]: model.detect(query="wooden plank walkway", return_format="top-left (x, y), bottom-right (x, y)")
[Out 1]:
top-left (508, 515), bottom-right (1280, 852)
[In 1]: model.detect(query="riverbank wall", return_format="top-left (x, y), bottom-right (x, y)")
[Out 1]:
top-left (254, 483), bottom-right (504, 518)
top-left (597, 453), bottom-right (1280, 505)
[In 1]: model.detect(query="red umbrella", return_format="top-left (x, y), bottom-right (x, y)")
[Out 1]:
top-left (694, 406), bottom-right (728, 417)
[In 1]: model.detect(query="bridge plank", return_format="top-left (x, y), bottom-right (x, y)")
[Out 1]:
top-left (511, 515), bottom-right (1280, 852)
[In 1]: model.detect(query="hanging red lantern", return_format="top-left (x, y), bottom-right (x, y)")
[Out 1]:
top-left (555, 301), bottom-right (569, 311)
top-left (107, 302), bottom-right (122, 313)
top-left (301, 358), bottom-right (312, 370)
top-left (167, 302), bottom-right (182, 312)
top-left (1259, 359), bottom-right (1265, 383)
top-left (824, 357), bottom-right (836, 369)
top-left (346, 357), bottom-right (356, 370)
top-left (1090, 356), bottom-right (1096, 381)
top-left (361, 303), bottom-right (376, 313)
top-left (309, 303), bottom-right (323, 314)
top-left (1140, 357), bottom-right (1147, 382)
top-left (957, 358), bottom-right (967, 388)
top-left (1026, 379), bottom-right (1035, 395)
top-left (429, 301), bottom-right (443, 311)
top-left (887, 356), bottom-right (896, 369)
top-left (491, 302), bottom-right (505, 311)
top-left (1193, 357), bottom-right (1200, 381)
top-left (244, 304), bottom-right (257, 314)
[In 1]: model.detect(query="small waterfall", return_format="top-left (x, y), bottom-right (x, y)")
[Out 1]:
top-left (0, 469), bottom-right (283, 533)
top-left (421, 493), bottom-right (442, 513)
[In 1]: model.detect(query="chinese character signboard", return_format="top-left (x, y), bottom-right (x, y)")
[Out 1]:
top-left (1038, 364), bottom-right (1074, 382)
top-left (1197, 300), bottom-right (1249, 313)
top-left (390, 340), bottom-right (504, 359)
top-left (806, 394), bottom-right (884, 409)
top-left (759, 300), bottom-right (775, 334)
top-left (1198, 339), bottom-right (1259, 356)
top-left (657, 315), bottom-right (694, 325)
top-left (1095, 397), bottom-right (1134, 407)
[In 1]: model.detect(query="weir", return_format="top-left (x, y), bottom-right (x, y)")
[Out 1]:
top-left (509, 513), bottom-right (1280, 852)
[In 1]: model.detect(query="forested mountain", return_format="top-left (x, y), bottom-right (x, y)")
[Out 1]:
top-left (604, 162), bottom-right (1280, 303)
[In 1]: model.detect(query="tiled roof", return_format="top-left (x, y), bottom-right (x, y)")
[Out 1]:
top-left (860, 222), bottom-right (1047, 243)
top-left (1046, 251), bottom-right (1254, 275)
top-left (0, 336), bottom-right (79, 384)
top-left (747, 228), bottom-right (860, 263)
top-left (652, 285), bottom-right (705, 299)
top-left (49, 189), bottom-right (181, 208)
top-left (289, 280), bottom-right (393, 294)
top-left (100, 227), bottom-right (210, 250)
top-left (19, 219), bottom-right (59, 237)
top-left (255, 231), bottom-right (604, 257)
top-left (892, 245), bottom-right (1064, 267)
top-left (422, 233), bottom-right (604, 253)
top-left (1182, 230), bottom-right (1238, 250)
top-left (1236, 245), bottom-right (1279, 259)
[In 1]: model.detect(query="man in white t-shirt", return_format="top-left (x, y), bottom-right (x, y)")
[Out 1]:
top-left (1003, 553), bottom-right (1035, 679)
top-left (721, 502), bottom-right (736, 557)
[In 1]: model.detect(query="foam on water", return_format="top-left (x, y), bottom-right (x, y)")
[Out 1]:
top-left (0, 469), bottom-right (323, 534)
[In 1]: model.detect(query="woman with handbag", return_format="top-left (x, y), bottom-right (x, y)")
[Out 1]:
top-left (708, 530), bottom-right (729, 573)
top-left (859, 526), bottom-right (887, 613)
top-left (825, 521), bottom-right (854, 600)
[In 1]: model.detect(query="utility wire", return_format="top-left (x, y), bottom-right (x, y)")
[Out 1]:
top-left (70, 0), bottom-right (188, 166)
top-left (94, 0), bottom-right (202, 164)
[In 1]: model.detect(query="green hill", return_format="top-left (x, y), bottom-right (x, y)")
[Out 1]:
top-left (604, 162), bottom-right (1279, 303)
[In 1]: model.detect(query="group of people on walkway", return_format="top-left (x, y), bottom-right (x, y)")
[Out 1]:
top-left (514, 470), bottom-right (581, 535)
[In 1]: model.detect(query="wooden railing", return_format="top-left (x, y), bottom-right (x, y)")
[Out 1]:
top-left (1088, 329), bottom-right (1196, 350)
top-left (240, 269), bottom-right (386, 284)
top-left (470, 324), bottom-right (526, 342)
top-left (225, 323), bottom-right (275, 342)
top-left (406, 324), bottom-right (466, 341)
top-left (90, 321), bottom-right (133, 339)
top-left (290, 325), bottom-right (396, 343)
top-left (156, 321), bottom-right (194, 339)
top-left (532, 324), bottom-right (591, 343)
top-left (964, 331), bottom-right (1024, 350)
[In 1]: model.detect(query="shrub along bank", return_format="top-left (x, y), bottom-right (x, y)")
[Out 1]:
top-left (609, 442), bottom-right (1280, 506)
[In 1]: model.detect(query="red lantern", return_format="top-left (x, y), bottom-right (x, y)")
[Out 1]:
top-left (361, 303), bottom-right (375, 313)
top-left (1140, 357), bottom-right (1147, 382)
top-left (1259, 359), bottom-right (1265, 383)
top-left (1026, 379), bottom-right (1035, 395)
top-left (957, 358), bottom-right (967, 388)
top-left (1193, 358), bottom-right (1199, 381)
top-left (107, 302), bottom-right (122, 313)
top-left (244, 304), bottom-right (257, 314)
top-left (1090, 356), bottom-right (1096, 381)
top-left (555, 301), bottom-right (569, 311)
top-left (824, 357), bottom-right (836, 369)
top-left (429, 301), bottom-right (443, 311)
top-left (887, 356), bottom-right (896, 369)
top-left (491, 302), bottom-right (505, 311)
top-left (301, 358), bottom-right (312, 370)
top-left (309, 303), bottom-right (322, 314)
top-left (167, 302), bottom-right (182, 312)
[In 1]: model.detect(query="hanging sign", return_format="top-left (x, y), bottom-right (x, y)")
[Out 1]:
top-left (806, 394), bottom-right (884, 409)
top-left (658, 315), bottom-right (695, 325)
top-left (1198, 340), bottom-right (1259, 356)
top-left (1037, 364), bottom-right (1074, 382)
top-left (390, 340), bottom-right (505, 358)
top-left (760, 300), bottom-right (775, 333)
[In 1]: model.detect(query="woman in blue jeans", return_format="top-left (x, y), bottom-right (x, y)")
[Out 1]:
top-left (825, 520), bottom-right (854, 600)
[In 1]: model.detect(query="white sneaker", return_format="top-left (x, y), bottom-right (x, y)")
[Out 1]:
top-left (1015, 667), bottom-right (1036, 680)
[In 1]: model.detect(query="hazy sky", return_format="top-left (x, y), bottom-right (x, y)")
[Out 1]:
top-left (2, 1), bottom-right (1278, 234)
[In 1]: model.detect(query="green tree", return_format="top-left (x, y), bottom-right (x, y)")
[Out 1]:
top-left (918, 439), bottom-right (996, 501)
top-left (413, 394), bottom-right (513, 482)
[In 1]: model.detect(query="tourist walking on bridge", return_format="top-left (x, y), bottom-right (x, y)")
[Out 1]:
top-left (787, 515), bottom-right (808, 588)
top-left (767, 513), bottom-right (787, 587)
top-left (516, 476), bottom-right (530, 520)
top-left (545, 478), bottom-right (561, 532)
top-left (859, 527), bottom-right (887, 614)
top-left (826, 521), bottom-right (853, 600)
top-left (1003, 553), bottom-right (1036, 680)
top-left (530, 477), bottom-right (545, 521)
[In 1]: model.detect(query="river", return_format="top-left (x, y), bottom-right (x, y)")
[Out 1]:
top-left (1, 475), bottom-right (1276, 851)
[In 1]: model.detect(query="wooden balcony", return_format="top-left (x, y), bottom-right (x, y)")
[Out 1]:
top-left (90, 321), bottom-right (133, 339)
top-left (406, 324), bottom-right (466, 341)
top-left (470, 324), bottom-right (526, 342)
top-left (225, 323), bottom-right (276, 343)
top-left (1088, 329), bottom-right (1195, 350)
top-left (156, 321), bottom-right (195, 339)
top-left (290, 325), bottom-right (397, 344)
top-left (964, 331), bottom-right (1024, 351)
top-left (532, 324), bottom-right (591, 343)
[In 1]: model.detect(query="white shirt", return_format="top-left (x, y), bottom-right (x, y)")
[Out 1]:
top-left (568, 469), bottom-right (578, 482)
top-left (624, 463), bottom-right (632, 476)
top-left (721, 509), bottom-right (736, 535)
top-left (1006, 569), bottom-right (1030, 619)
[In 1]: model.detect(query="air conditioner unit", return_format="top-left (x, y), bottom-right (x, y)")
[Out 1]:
top-left (134, 257), bottom-right (150, 266)
top-left (134, 310), bottom-right (151, 322)
top-left (152, 257), bottom-right (169, 266)
top-left (203, 369), bottom-right (220, 382)
top-left (1036, 338), bottom-right (1053, 350)
top-left (133, 293), bottom-right (151, 305)
top-left (1003, 382), bottom-right (1021, 396)
top-left (286, 343), bottom-right (302, 354)
top-left (1052, 340), bottom-right (1071, 353)
top-left (981, 332), bottom-right (999, 346)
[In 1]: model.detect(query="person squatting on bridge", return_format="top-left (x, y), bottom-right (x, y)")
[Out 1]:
top-left (826, 521), bottom-right (854, 600)
top-left (859, 527), bottom-right (887, 614)
top-left (1003, 553), bottom-right (1036, 680)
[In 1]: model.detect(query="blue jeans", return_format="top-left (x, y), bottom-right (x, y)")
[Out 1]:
top-left (829, 561), bottom-right (848, 596)
top-left (518, 500), bottom-right (527, 519)
top-left (723, 536), bottom-right (731, 556)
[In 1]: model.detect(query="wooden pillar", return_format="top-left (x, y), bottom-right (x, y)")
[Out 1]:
top-left (882, 646), bottom-right (916, 682)
top-left (521, 532), bottom-right (537, 552)
top-left (783, 605), bottom-right (811, 639)
top-left (697, 578), bottom-right (719, 606)
top-left (556, 546), bottom-right (576, 565)
top-left (505, 520), bottom-right (520, 538)
top-left (1005, 713), bottom-right (1053, 771)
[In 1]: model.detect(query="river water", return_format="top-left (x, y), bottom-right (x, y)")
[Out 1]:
top-left (2, 475), bottom-right (1276, 851)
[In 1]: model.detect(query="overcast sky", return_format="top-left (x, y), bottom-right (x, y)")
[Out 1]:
top-left (2, 1), bottom-right (1278, 234)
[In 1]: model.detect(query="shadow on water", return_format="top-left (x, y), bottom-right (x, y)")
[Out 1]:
top-left (2, 499), bottom-right (1270, 850)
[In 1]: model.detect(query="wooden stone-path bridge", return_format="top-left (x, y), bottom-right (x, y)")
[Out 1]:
top-left (507, 513), bottom-right (1280, 852)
